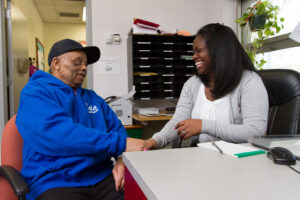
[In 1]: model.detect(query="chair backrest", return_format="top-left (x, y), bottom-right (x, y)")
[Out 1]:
top-left (258, 69), bottom-right (300, 135)
top-left (0, 115), bottom-right (23, 200)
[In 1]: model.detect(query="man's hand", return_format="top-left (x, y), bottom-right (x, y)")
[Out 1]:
top-left (175, 119), bottom-right (202, 140)
top-left (112, 157), bottom-right (125, 192)
top-left (144, 139), bottom-right (157, 150)
top-left (125, 138), bottom-right (145, 152)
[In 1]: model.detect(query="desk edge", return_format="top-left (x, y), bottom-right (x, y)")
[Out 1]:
top-left (123, 153), bottom-right (158, 200)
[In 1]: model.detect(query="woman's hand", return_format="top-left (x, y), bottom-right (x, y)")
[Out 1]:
top-left (175, 119), bottom-right (202, 140)
top-left (144, 139), bottom-right (157, 150)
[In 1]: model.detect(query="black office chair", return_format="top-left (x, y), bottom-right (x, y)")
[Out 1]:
top-left (258, 69), bottom-right (300, 135)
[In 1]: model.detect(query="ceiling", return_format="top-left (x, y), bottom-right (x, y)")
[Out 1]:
top-left (34, 0), bottom-right (86, 24)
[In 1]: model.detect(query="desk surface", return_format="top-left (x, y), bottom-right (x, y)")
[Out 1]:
top-left (124, 124), bottom-right (143, 130)
top-left (133, 113), bottom-right (172, 122)
top-left (123, 147), bottom-right (300, 200)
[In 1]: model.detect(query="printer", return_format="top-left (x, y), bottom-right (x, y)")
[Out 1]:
top-left (106, 90), bottom-right (135, 126)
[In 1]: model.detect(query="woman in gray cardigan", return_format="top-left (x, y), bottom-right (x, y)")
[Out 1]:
top-left (145, 23), bottom-right (269, 149)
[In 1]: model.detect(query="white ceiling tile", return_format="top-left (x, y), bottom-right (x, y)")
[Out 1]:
top-left (55, 0), bottom-right (84, 7)
top-left (35, 0), bottom-right (85, 24)
top-left (38, 5), bottom-right (57, 21)
top-left (56, 5), bottom-right (82, 13)
top-left (34, 0), bottom-right (55, 6)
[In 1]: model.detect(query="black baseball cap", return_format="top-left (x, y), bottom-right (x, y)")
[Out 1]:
top-left (48, 39), bottom-right (100, 66)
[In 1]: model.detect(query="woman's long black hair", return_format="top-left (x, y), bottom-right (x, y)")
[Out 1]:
top-left (196, 23), bottom-right (256, 99)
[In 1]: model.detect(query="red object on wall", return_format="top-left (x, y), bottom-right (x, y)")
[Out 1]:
top-left (124, 167), bottom-right (147, 200)
top-left (133, 18), bottom-right (160, 30)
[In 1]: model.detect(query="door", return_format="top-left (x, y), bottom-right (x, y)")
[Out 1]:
top-left (0, 0), bottom-right (8, 147)
top-left (6, 0), bottom-right (29, 117)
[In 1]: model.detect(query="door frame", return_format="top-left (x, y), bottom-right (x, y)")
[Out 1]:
top-left (0, 0), bottom-right (9, 131)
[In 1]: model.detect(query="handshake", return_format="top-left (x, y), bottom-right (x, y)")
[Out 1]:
top-left (125, 138), bottom-right (157, 152)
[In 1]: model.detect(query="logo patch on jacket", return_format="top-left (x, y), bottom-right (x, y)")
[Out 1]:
top-left (88, 105), bottom-right (99, 114)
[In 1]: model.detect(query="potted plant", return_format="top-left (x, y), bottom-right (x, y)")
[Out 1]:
top-left (236, 0), bottom-right (284, 69)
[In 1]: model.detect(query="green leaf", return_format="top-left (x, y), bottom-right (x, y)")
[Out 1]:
top-left (235, 0), bottom-right (284, 69)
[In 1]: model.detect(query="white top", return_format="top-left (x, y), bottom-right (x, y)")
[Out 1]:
top-left (152, 71), bottom-right (269, 148)
top-left (191, 84), bottom-right (231, 143)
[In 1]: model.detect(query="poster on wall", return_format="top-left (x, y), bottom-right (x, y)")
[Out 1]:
top-left (97, 57), bottom-right (121, 75)
top-left (36, 37), bottom-right (45, 71)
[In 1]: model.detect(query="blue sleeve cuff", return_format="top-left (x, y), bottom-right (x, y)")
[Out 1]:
top-left (112, 133), bottom-right (127, 158)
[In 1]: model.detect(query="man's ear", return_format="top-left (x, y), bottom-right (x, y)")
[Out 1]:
top-left (52, 57), bottom-right (60, 71)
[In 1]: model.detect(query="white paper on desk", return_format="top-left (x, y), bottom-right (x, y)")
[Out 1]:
top-left (197, 141), bottom-right (261, 157)
top-left (137, 107), bottom-right (159, 115)
top-left (140, 113), bottom-right (167, 117)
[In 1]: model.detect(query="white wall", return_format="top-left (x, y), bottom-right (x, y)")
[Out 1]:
top-left (90, 0), bottom-right (238, 98)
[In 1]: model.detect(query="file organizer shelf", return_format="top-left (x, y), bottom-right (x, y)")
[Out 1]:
top-left (128, 34), bottom-right (195, 100)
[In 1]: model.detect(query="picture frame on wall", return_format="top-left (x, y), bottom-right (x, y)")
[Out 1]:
top-left (36, 37), bottom-right (45, 71)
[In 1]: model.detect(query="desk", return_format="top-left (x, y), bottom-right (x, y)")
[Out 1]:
top-left (124, 124), bottom-right (143, 130)
top-left (133, 114), bottom-right (172, 122)
top-left (124, 124), bottom-right (143, 139)
top-left (123, 147), bottom-right (300, 200)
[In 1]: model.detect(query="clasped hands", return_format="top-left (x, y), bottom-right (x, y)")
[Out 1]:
top-left (114, 119), bottom-right (202, 191)
top-left (124, 119), bottom-right (203, 152)
top-left (144, 118), bottom-right (203, 150)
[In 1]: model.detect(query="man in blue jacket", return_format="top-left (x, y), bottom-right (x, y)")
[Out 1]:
top-left (16, 39), bottom-right (145, 200)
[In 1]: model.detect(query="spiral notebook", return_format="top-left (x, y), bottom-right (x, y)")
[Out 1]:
top-left (197, 141), bottom-right (266, 158)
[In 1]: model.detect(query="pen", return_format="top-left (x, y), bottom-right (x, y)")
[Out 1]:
top-left (210, 139), bottom-right (223, 154)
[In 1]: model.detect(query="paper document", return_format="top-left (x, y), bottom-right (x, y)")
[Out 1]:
top-left (197, 141), bottom-right (265, 158)
top-left (137, 107), bottom-right (159, 115)
top-left (139, 113), bottom-right (172, 117)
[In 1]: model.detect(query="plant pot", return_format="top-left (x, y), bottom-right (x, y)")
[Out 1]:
top-left (250, 14), bottom-right (267, 31)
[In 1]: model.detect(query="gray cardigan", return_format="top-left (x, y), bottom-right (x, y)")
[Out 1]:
top-left (152, 70), bottom-right (269, 149)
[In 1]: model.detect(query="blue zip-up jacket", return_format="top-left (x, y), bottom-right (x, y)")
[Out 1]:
top-left (16, 70), bottom-right (127, 200)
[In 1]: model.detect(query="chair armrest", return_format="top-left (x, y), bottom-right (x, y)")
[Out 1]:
top-left (0, 165), bottom-right (29, 196)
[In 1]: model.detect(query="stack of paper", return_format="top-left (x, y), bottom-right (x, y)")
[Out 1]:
top-left (132, 18), bottom-right (160, 34)
top-left (197, 141), bottom-right (266, 158)
top-left (137, 107), bottom-right (159, 115)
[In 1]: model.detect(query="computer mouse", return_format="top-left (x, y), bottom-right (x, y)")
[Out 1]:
top-left (267, 147), bottom-right (296, 165)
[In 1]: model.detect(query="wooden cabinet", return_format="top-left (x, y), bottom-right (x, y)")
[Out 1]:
top-left (128, 34), bottom-right (195, 100)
